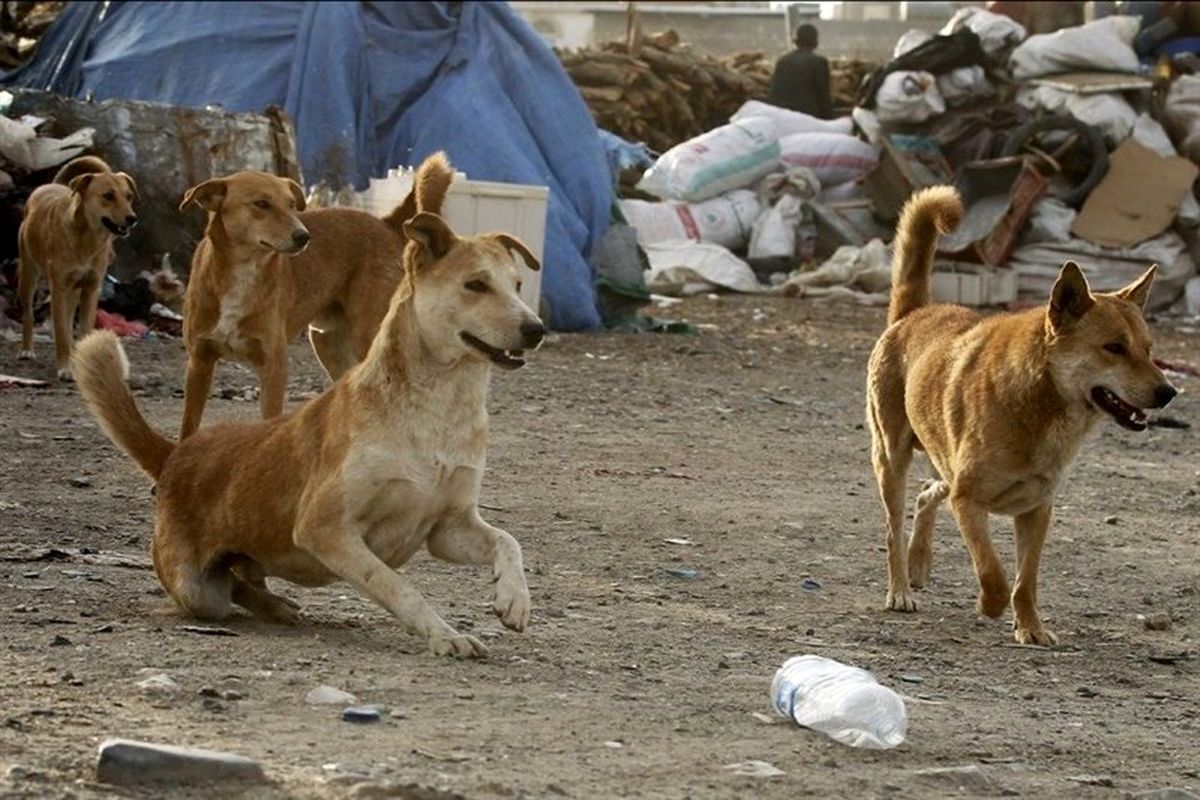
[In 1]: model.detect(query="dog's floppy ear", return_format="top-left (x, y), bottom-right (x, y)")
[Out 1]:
top-left (403, 212), bottom-right (456, 264)
top-left (1115, 264), bottom-right (1157, 312)
top-left (1049, 260), bottom-right (1094, 329)
top-left (285, 178), bottom-right (306, 212)
top-left (68, 172), bottom-right (96, 196)
top-left (116, 172), bottom-right (138, 201)
top-left (492, 233), bottom-right (540, 272)
top-left (179, 178), bottom-right (227, 213)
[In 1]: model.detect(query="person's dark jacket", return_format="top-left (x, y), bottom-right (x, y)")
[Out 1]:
top-left (766, 48), bottom-right (833, 119)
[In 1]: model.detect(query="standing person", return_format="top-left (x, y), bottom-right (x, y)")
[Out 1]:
top-left (766, 23), bottom-right (833, 119)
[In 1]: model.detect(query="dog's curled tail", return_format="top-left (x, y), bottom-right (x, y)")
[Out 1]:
top-left (53, 155), bottom-right (112, 186)
top-left (888, 185), bottom-right (964, 324)
top-left (73, 331), bottom-right (175, 481)
top-left (382, 151), bottom-right (455, 234)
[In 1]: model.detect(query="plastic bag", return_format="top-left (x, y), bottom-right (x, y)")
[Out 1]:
top-left (636, 117), bottom-right (780, 203)
top-left (643, 241), bottom-right (764, 296)
top-left (1163, 75), bottom-right (1200, 165)
top-left (778, 132), bottom-right (878, 186)
top-left (1016, 86), bottom-right (1136, 146)
top-left (938, 65), bottom-right (994, 108)
top-left (731, 101), bottom-right (853, 137)
top-left (749, 195), bottom-right (803, 261)
top-left (875, 71), bottom-right (945, 124)
top-left (620, 190), bottom-right (762, 249)
top-left (940, 8), bottom-right (1027, 61)
top-left (1010, 16), bottom-right (1139, 80)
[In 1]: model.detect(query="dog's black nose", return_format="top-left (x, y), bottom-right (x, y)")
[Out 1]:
top-left (520, 319), bottom-right (545, 348)
top-left (126, 214), bottom-right (138, 228)
top-left (1154, 384), bottom-right (1178, 408)
top-left (292, 229), bottom-right (311, 247)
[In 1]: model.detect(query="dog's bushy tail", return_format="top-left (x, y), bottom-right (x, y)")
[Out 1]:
top-left (53, 155), bottom-right (112, 186)
top-left (382, 151), bottom-right (455, 234)
top-left (73, 331), bottom-right (174, 480)
top-left (888, 186), bottom-right (964, 324)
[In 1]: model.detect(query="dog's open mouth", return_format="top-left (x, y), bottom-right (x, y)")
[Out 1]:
top-left (102, 218), bottom-right (130, 237)
top-left (260, 239), bottom-right (307, 254)
top-left (1091, 386), bottom-right (1148, 432)
top-left (461, 332), bottom-right (525, 370)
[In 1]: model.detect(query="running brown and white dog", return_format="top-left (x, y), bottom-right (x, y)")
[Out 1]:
top-left (178, 153), bottom-right (453, 438)
top-left (867, 186), bottom-right (1177, 645)
top-left (73, 208), bottom-right (545, 657)
top-left (17, 156), bottom-right (138, 379)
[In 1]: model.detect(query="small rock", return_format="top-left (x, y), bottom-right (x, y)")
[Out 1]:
top-left (1144, 613), bottom-right (1173, 631)
top-left (914, 765), bottom-right (998, 794)
top-left (4, 764), bottom-right (44, 782)
top-left (1132, 790), bottom-right (1200, 800)
top-left (342, 706), bottom-right (382, 724)
top-left (198, 687), bottom-right (220, 698)
top-left (1068, 774), bottom-right (1115, 787)
top-left (899, 674), bottom-right (924, 684)
top-left (221, 689), bottom-right (245, 701)
top-left (50, 635), bottom-right (71, 647)
top-left (664, 568), bottom-right (699, 580)
top-left (305, 685), bottom-right (356, 705)
top-left (602, 740), bottom-right (623, 749)
top-left (96, 738), bottom-right (265, 786)
top-left (1076, 686), bottom-right (1099, 698)
top-left (800, 578), bottom-right (822, 591)
top-left (136, 673), bottom-right (180, 697)
top-left (1104, 515), bottom-right (1119, 525)
top-left (69, 477), bottom-right (92, 488)
top-left (724, 760), bottom-right (785, 778)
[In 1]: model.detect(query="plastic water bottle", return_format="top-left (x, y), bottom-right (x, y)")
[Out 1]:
top-left (770, 655), bottom-right (907, 749)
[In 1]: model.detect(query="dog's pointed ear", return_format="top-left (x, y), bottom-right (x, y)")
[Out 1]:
top-left (179, 178), bottom-right (226, 213)
top-left (492, 233), bottom-right (540, 272)
top-left (403, 212), bottom-right (456, 264)
top-left (68, 172), bottom-right (95, 196)
top-left (1049, 260), bottom-right (1094, 329)
top-left (285, 178), bottom-right (306, 212)
top-left (116, 172), bottom-right (138, 201)
top-left (1115, 264), bottom-right (1157, 312)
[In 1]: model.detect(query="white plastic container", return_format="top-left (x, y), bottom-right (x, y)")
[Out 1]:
top-left (357, 168), bottom-right (549, 313)
top-left (771, 655), bottom-right (908, 750)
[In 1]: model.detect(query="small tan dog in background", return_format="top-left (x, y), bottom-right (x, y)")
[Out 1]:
top-left (18, 155), bottom-right (138, 379)
top-left (72, 204), bottom-right (545, 658)
top-left (178, 153), bottom-right (452, 438)
top-left (867, 186), bottom-right (1177, 645)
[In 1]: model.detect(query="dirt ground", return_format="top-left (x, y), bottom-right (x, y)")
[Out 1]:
top-left (0, 296), bottom-right (1197, 800)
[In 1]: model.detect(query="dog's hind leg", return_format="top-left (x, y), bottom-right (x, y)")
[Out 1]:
top-left (948, 491), bottom-right (1009, 619)
top-left (909, 478), bottom-right (948, 589)
top-left (869, 403), bottom-right (917, 612)
top-left (228, 556), bottom-right (300, 624)
top-left (17, 252), bottom-right (37, 360)
top-left (151, 524), bottom-right (234, 620)
top-left (427, 513), bottom-right (530, 633)
top-left (1012, 503), bottom-right (1056, 646)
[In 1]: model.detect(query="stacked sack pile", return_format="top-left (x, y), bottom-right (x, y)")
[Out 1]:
top-left (613, 6), bottom-right (1200, 316)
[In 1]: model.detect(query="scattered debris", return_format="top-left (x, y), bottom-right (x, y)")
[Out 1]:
top-left (1143, 613), bottom-right (1173, 632)
top-left (724, 760), bottom-right (785, 778)
top-left (664, 568), bottom-right (699, 580)
top-left (914, 765), bottom-right (999, 794)
top-left (1069, 774), bottom-right (1116, 787)
top-left (306, 685), bottom-right (357, 706)
top-left (342, 706), bottom-right (384, 724)
top-left (135, 673), bottom-right (181, 698)
top-left (180, 625), bottom-right (239, 637)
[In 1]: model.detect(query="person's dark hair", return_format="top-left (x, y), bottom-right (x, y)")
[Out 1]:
top-left (794, 23), bottom-right (818, 49)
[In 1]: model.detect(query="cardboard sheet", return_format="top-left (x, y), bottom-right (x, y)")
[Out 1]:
top-left (1071, 139), bottom-right (1199, 248)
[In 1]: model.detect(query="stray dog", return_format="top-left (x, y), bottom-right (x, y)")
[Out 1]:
top-left (73, 209), bottom-right (546, 658)
top-left (18, 156), bottom-right (138, 379)
top-left (867, 186), bottom-right (1177, 645)
top-left (178, 153), bottom-right (453, 438)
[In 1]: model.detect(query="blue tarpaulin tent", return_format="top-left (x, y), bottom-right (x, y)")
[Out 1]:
top-left (3, 1), bottom-right (610, 331)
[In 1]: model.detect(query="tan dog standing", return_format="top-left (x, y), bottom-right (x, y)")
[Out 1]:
top-left (178, 153), bottom-right (453, 438)
top-left (73, 208), bottom-right (545, 658)
top-left (867, 186), bottom-right (1177, 645)
top-left (17, 155), bottom-right (138, 379)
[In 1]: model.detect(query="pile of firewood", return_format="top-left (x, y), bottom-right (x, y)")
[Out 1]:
top-left (558, 30), bottom-right (878, 152)
top-left (0, 2), bottom-right (64, 70)
top-left (557, 31), bottom-right (768, 154)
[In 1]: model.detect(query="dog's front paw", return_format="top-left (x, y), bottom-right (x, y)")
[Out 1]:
top-left (56, 367), bottom-right (73, 382)
top-left (886, 588), bottom-right (918, 612)
top-left (1014, 625), bottom-right (1057, 646)
top-left (17, 349), bottom-right (34, 361)
top-left (908, 553), bottom-right (931, 589)
top-left (493, 575), bottom-right (530, 632)
top-left (429, 631), bottom-right (489, 659)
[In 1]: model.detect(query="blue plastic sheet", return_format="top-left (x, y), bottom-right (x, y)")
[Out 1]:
top-left (3, 1), bottom-right (609, 330)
